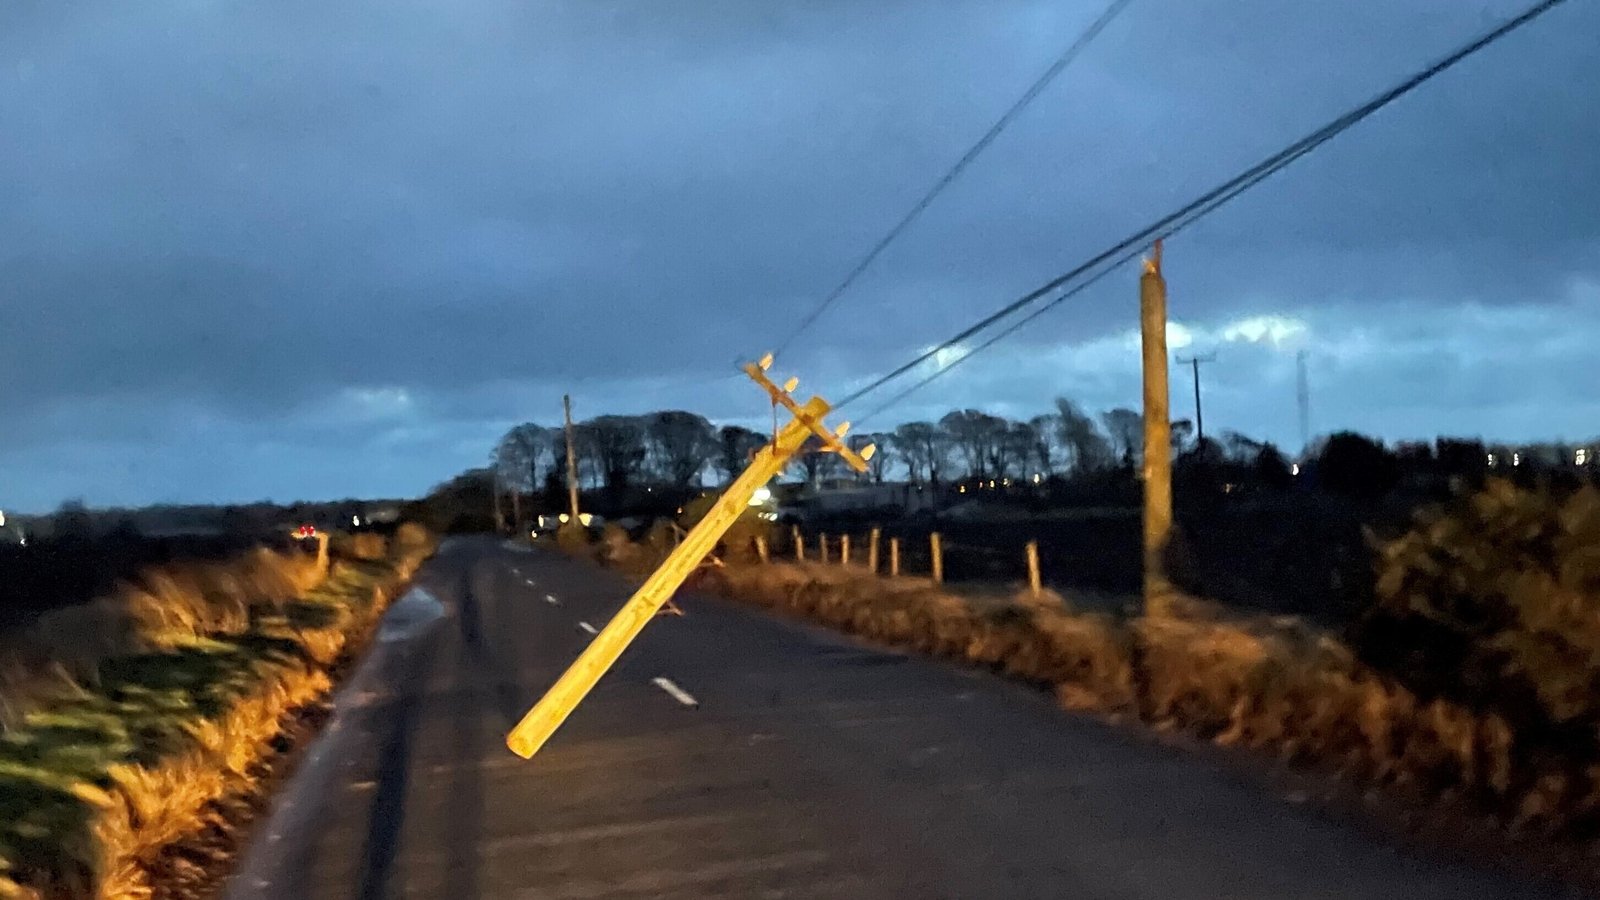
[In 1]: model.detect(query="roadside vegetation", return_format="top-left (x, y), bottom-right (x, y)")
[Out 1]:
top-left (582, 478), bottom-right (1600, 842)
top-left (0, 524), bottom-right (435, 899)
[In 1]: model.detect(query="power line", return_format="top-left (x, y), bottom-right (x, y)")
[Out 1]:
top-left (772, 0), bottom-right (1137, 359)
top-left (852, 142), bottom-right (1297, 423)
top-left (853, 256), bottom-right (1129, 427)
top-left (837, 0), bottom-right (1569, 418)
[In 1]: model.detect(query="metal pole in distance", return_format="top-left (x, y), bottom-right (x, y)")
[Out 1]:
top-left (930, 532), bottom-right (944, 584)
top-left (890, 537), bottom-right (901, 577)
top-left (868, 527), bottom-right (881, 574)
top-left (1140, 241), bottom-right (1175, 615)
top-left (841, 534), bottom-right (851, 566)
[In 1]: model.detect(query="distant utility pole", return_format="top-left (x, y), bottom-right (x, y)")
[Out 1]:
top-left (1296, 350), bottom-right (1311, 454)
top-left (492, 471), bottom-right (507, 534)
top-left (563, 394), bottom-right (581, 520)
top-left (1175, 352), bottom-right (1216, 445)
top-left (1139, 240), bottom-right (1174, 616)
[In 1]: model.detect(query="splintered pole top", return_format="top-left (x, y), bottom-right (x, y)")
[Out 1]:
top-left (744, 355), bottom-right (874, 473)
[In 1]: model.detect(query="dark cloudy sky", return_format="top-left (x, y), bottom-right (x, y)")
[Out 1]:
top-left (2, 0), bottom-right (1596, 510)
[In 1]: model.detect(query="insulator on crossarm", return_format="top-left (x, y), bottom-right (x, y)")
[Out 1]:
top-left (783, 377), bottom-right (799, 393)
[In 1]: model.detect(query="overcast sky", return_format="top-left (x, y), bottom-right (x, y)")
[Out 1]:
top-left (1, 0), bottom-right (1596, 510)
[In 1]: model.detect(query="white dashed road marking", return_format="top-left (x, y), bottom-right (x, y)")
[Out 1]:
top-left (577, 621), bottom-right (598, 635)
top-left (651, 677), bottom-right (699, 708)
top-left (545, 593), bottom-right (560, 605)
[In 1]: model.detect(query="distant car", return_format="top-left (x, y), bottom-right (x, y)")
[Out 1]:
top-left (292, 524), bottom-right (318, 540)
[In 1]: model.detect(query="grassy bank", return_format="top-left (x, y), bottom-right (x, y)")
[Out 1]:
top-left (0, 525), bottom-right (435, 899)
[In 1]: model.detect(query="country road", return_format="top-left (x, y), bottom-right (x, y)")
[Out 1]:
top-left (224, 537), bottom-right (1575, 899)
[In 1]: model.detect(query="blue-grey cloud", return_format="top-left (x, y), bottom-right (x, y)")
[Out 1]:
top-left (1, 0), bottom-right (1595, 509)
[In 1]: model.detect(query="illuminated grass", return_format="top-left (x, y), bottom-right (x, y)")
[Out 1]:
top-left (0, 532), bottom-right (435, 899)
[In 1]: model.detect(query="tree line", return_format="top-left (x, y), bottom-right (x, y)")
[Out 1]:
top-left (487, 399), bottom-right (1297, 497)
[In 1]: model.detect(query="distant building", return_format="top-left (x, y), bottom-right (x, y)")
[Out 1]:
top-left (783, 480), bottom-right (942, 518)
top-left (363, 506), bottom-right (402, 524)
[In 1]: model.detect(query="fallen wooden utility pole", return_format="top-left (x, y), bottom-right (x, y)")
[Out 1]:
top-left (505, 354), bottom-right (874, 760)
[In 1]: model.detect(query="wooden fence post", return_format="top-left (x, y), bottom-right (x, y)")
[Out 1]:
top-left (930, 532), bottom-right (943, 584)
top-left (868, 527), bottom-right (881, 574)
top-left (756, 535), bottom-right (769, 564)
top-left (841, 534), bottom-right (851, 566)
top-left (890, 537), bottom-right (901, 577)
top-left (793, 525), bottom-right (805, 561)
top-left (1026, 540), bottom-right (1041, 597)
top-left (820, 533), bottom-right (830, 565)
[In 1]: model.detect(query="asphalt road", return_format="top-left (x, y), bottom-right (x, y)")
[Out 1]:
top-left (224, 537), bottom-right (1576, 899)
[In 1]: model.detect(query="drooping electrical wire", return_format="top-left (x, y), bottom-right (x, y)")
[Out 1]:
top-left (834, 0), bottom-right (1570, 418)
top-left (851, 134), bottom-right (1306, 425)
top-left (772, 0), bottom-right (1138, 359)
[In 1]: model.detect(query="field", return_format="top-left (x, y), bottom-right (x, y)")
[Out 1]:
top-left (793, 490), bottom-right (1418, 626)
top-left (0, 533), bottom-right (304, 631)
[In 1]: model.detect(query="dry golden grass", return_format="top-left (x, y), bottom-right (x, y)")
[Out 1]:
top-left (330, 532), bottom-right (389, 562)
top-left (0, 529), bottom-right (437, 900)
top-left (678, 555), bottom-right (1600, 838)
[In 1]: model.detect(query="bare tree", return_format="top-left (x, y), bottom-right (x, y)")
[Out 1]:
top-left (1171, 419), bottom-right (1195, 454)
top-left (645, 410), bottom-right (716, 488)
top-left (1220, 429), bottom-right (1264, 464)
top-left (1056, 398), bottom-right (1113, 473)
top-left (494, 423), bottom-right (548, 494)
top-left (1026, 414), bottom-right (1060, 477)
top-left (995, 420), bottom-right (1041, 479)
top-left (892, 422), bottom-right (938, 483)
top-left (843, 434), bottom-right (888, 483)
top-left (794, 435), bottom-right (843, 487)
top-left (582, 415), bottom-right (648, 493)
top-left (714, 425), bottom-right (766, 484)
top-left (862, 432), bottom-right (892, 483)
top-left (940, 409), bottom-right (1006, 479)
top-left (1100, 408), bottom-right (1142, 468)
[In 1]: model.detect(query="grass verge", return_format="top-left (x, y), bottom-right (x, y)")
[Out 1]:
top-left (592, 528), bottom-right (1600, 847)
top-left (0, 527), bottom-right (435, 899)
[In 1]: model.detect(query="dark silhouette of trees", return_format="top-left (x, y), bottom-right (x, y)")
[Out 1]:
top-left (940, 410), bottom-right (1006, 479)
top-left (1434, 437), bottom-right (1488, 481)
top-left (1100, 407), bottom-right (1142, 468)
top-left (1254, 443), bottom-right (1294, 489)
top-left (1026, 414), bottom-right (1060, 476)
top-left (494, 423), bottom-right (549, 494)
top-left (645, 410), bottom-right (715, 488)
top-left (408, 469), bottom-right (496, 533)
top-left (582, 415), bottom-right (648, 496)
top-left (52, 498), bottom-right (94, 540)
top-left (1055, 398), bottom-right (1113, 473)
top-left (891, 421), bottom-right (947, 484)
top-left (1316, 431), bottom-right (1400, 499)
top-left (715, 425), bottom-right (766, 484)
